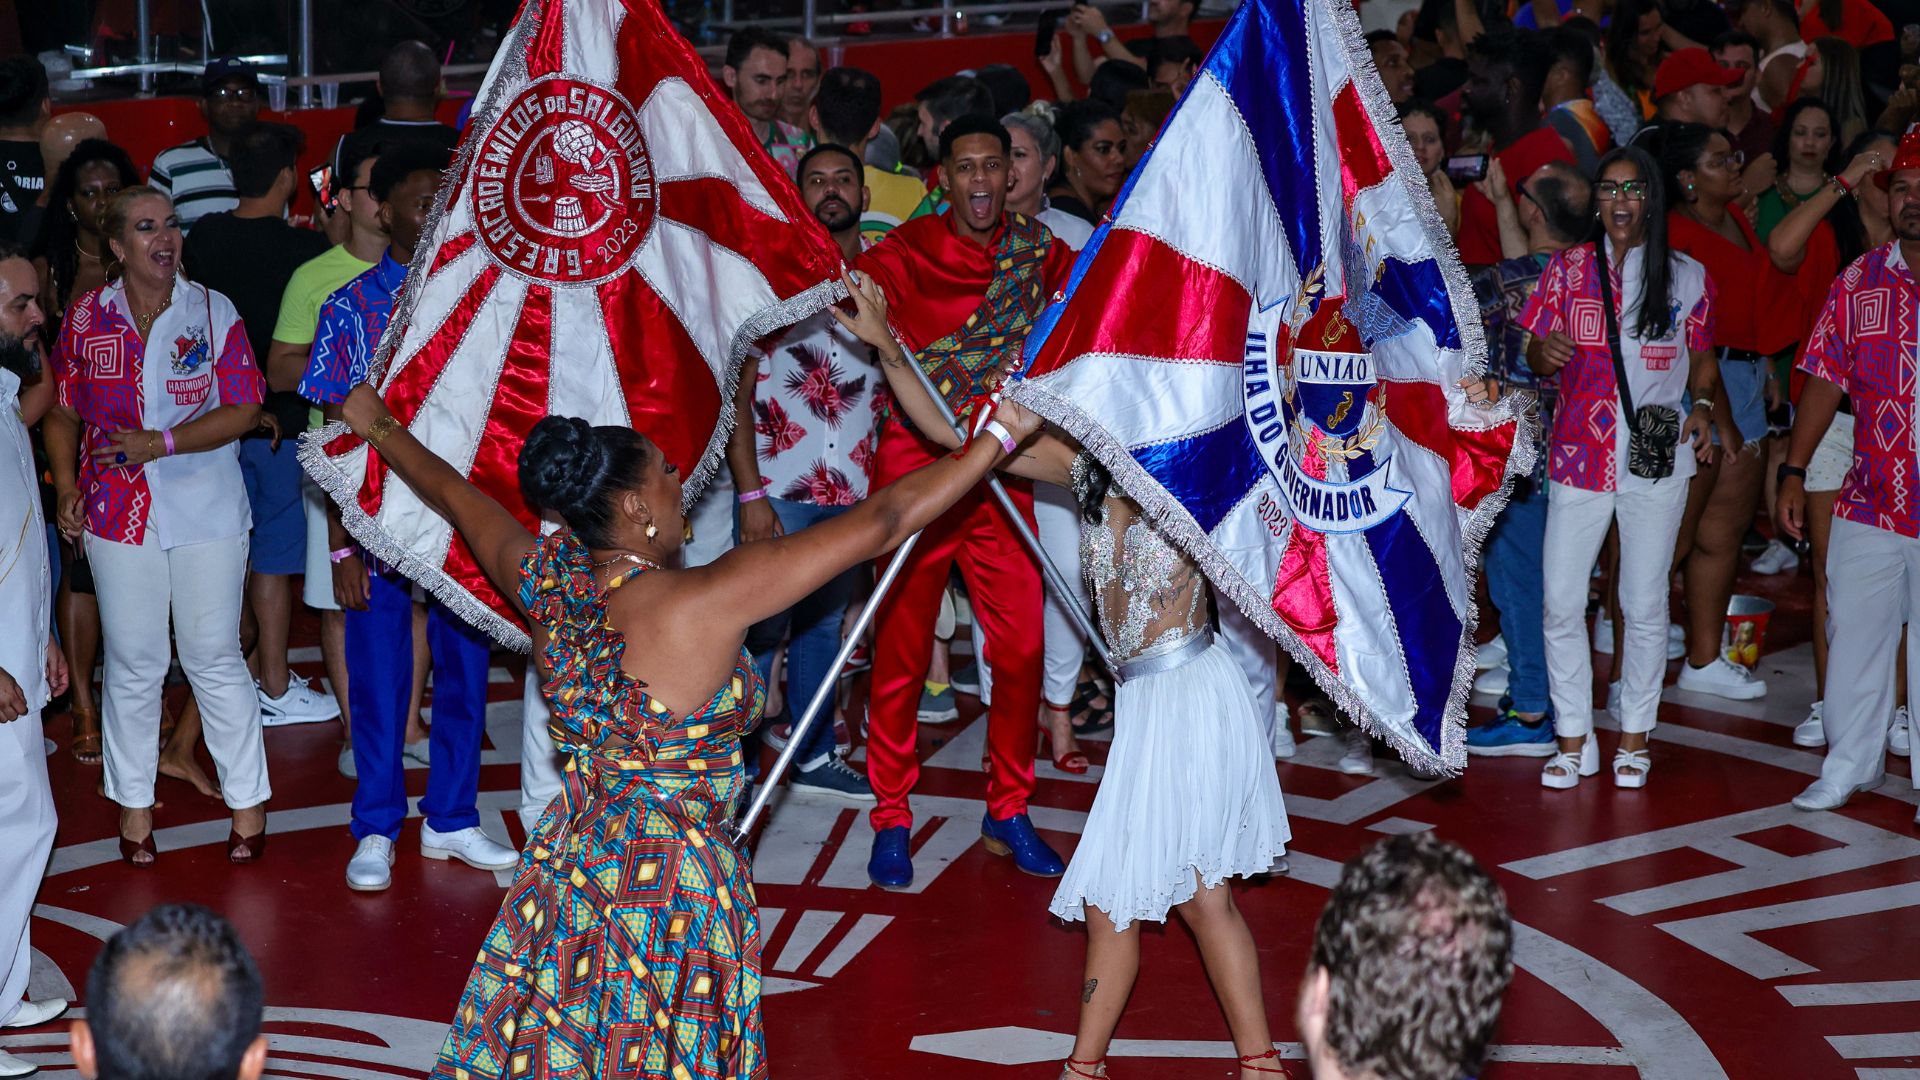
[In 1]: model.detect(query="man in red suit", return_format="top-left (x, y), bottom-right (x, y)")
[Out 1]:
top-left (856, 114), bottom-right (1077, 888)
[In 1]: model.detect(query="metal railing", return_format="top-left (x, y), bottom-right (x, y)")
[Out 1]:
top-left (51, 0), bottom-right (1156, 108)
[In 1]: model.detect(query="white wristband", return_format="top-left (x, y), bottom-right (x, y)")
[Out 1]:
top-left (983, 419), bottom-right (1018, 455)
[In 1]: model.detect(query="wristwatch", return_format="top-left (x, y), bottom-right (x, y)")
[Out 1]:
top-left (1095, 29), bottom-right (1113, 43)
top-left (1777, 463), bottom-right (1809, 485)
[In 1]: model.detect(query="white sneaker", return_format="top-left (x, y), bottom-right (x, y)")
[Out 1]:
top-left (1271, 703), bottom-right (1296, 759)
top-left (1476, 634), bottom-right (1508, 670)
top-left (338, 744), bottom-right (357, 779)
top-left (1337, 727), bottom-right (1375, 776)
top-left (1, 997), bottom-right (67, 1028)
top-left (258, 673), bottom-right (341, 726)
top-left (1677, 655), bottom-right (1768, 701)
top-left (1792, 702), bottom-right (1827, 748)
top-left (1474, 664), bottom-right (1510, 696)
top-left (1892, 706), bottom-right (1912, 757)
top-left (403, 738), bottom-right (432, 766)
top-left (0, 1049), bottom-right (38, 1078)
top-left (1751, 538), bottom-right (1800, 575)
top-left (346, 835), bottom-right (395, 891)
top-left (421, 825), bottom-right (519, 871)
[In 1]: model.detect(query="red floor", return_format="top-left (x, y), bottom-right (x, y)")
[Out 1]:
top-left (8, 564), bottom-right (1920, 1080)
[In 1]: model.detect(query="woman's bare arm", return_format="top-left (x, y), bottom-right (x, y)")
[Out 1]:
top-left (340, 384), bottom-right (538, 614)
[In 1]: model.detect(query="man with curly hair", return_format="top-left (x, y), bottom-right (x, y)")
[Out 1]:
top-left (1298, 833), bottom-right (1514, 1080)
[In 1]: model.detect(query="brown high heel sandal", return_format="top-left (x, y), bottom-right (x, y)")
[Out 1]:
top-left (1061, 1058), bottom-right (1107, 1078)
top-left (227, 830), bottom-right (268, 864)
top-left (118, 832), bottom-right (158, 868)
top-left (1239, 1049), bottom-right (1289, 1075)
top-left (71, 705), bottom-right (103, 765)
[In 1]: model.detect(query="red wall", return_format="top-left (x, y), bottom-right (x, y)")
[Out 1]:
top-left (54, 20), bottom-right (1223, 217)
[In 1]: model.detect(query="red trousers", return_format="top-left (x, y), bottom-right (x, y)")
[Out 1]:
top-left (867, 419), bottom-right (1043, 831)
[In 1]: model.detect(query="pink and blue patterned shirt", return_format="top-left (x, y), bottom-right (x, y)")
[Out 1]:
top-left (1798, 241), bottom-right (1920, 538)
top-left (53, 280), bottom-right (265, 546)
top-left (299, 252), bottom-right (408, 405)
top-left (1518, 241), bottom-right (1716, 492)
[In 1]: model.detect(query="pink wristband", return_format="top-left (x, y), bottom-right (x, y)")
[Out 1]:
top-left (984, 419), bottom-right (1018, 455)
top-left (162, 429), bottom-right (176, 456)
top-left (737, 487), bottom-right (769, 504)
top-left (328, 547), bottom-right (356, 564)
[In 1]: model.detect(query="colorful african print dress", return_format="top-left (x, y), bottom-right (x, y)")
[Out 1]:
top-left (431, 532), bottom-right (768, 1080)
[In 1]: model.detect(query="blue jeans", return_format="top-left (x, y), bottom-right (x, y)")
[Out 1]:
top-left (1486, 478), bottom-right (1549, 713)
top-left (744, 499), bottom-right (857, 766)
top-left (345, 570), bottom-right (491, 840)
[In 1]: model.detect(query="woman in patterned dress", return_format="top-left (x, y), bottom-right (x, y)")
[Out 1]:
top-left (331, 292), bottom-right (1043, 1079)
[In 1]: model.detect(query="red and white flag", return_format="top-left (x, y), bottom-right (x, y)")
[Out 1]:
top-left (301, 0), bottom-right (844, 647)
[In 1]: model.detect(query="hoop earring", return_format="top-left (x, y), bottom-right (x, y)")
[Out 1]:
top-left (644, 523), bottom-right (658, 541)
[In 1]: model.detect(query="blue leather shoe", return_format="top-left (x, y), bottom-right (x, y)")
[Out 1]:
top-left (867, 826), bottom-right (913, 889)
top-left (980, 812), bottom-right (1065, 877)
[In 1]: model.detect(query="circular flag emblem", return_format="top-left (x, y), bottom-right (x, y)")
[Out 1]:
top-left (473, 77), bottom-right (656, 286)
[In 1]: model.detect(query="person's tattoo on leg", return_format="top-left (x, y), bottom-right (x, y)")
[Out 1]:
top-left (1082, 978), bottom-right (1098, 1002)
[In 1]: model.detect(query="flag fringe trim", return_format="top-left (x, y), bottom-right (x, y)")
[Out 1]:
top-left (297, 428), bottom-right (534, 650)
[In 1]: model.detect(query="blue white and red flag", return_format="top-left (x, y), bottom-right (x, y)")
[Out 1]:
top-left (1011, 0), bottom-right (1532, 771)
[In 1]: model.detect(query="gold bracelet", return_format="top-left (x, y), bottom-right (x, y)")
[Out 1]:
top-left (364, 415), bottom-right (402, 447)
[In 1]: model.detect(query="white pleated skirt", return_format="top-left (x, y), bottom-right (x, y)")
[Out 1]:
top-left (1049, 640), bottom-right (1291, 931)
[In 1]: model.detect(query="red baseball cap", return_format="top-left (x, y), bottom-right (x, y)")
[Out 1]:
top-left (1873, 127), bottom-right (1920, 189)
top-left (1653, 48), bottom-right (1743, 100)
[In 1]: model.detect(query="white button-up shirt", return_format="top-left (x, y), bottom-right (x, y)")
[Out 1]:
top-left (0, 368), bottom-right (50, 710)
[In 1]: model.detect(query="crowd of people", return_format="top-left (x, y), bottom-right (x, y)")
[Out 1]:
top-left (1, 0), bottom-right (1917, 1075)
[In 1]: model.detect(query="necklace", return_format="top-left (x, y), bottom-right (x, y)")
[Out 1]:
top-left (74, 239), bottom-right (99, 262)
top-left (130, 290), bottom-right (172, 338)
top-left (593, 550), bottom-right (665, 572)
top-left (1774, 173), bottom-right (1829, 210)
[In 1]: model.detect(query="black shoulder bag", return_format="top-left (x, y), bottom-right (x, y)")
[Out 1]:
top-left (1594, 243), bottom-right (1678, 480)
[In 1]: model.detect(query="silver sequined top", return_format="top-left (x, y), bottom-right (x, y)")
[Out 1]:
top-left (1076, 460), bottom-right (1209, 664)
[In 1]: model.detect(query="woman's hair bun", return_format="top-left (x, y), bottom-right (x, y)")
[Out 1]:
top-left (519, 416), bottom-right (609, 520)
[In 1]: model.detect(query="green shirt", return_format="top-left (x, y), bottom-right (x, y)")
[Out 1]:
top-left (274, 244), bottom-right (377, 428)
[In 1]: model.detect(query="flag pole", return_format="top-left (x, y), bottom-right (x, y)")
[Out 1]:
top-left (735, 351), bottom-right (1114, 843)
top-left (734, 532), bottom-right (921, 842)
top-left (900, 354), bottom-right (1114, 673)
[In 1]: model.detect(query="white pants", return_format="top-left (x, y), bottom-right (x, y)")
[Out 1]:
top-left (1542, 479), bottom-right (1689, 739)
top-left (1219, 597), bottom-right (1279, 737)
top-left (86, 531), bottom-right (271, 809)
top-left (0, 708), bottom-right (54, 1022)
top-left (1036, 483), bottom-right (1090, 706)
top-left (518, 477), bottom-right (736, 829)
top-left (301, 477), bottom-right (338, 611)
top-left (1819, 517), bottom-right (1920, 792)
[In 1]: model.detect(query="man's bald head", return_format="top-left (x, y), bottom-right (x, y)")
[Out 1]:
top-left (379, 40), bottom-right (441, 106)
top-left (70, 905), bottom-right (267, 1080)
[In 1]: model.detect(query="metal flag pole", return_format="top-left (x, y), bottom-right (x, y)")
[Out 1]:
top-left (900, 356), bottom-right (1114, 673)
top-left (734, 532), bottom-right (920, 842)
top-left (733, 350), bottom-right (1113, 843)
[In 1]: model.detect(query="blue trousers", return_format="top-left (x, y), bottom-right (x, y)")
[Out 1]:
top-left (346, 570), bottom-right (490, 840)
top-left (1486, 478), bottom-right (1550, 714)
top-left (744, 499), bottom-right (857, 767)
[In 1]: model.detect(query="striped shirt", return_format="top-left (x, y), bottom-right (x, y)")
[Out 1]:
top-left (149, 138), bottom-right (238, 233)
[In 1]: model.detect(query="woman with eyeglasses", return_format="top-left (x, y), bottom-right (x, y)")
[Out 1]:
top-left (1658, 122), bottom-right (1804, 706)
top-left (1520, 144), bottom-right (1719, 789)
